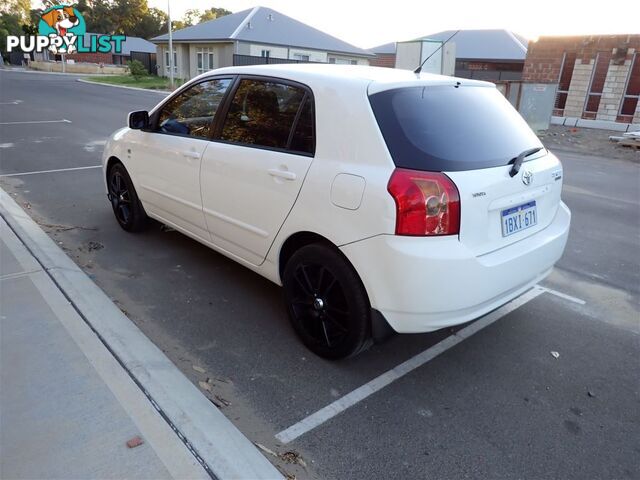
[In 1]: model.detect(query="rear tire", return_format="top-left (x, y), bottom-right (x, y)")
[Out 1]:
top-left (283, 243), bottom-right (372, 359)
top-left (107, 163), bottom-right (148, 232)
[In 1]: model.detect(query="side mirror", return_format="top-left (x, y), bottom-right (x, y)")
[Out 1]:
top-left (128, 110), bottom-right (149, 130)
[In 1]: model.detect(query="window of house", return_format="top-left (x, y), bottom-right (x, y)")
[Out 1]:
top-left (157, 78), bottom-right (232, 138)
top-left (261, 50), bottom-right (271, 58)
top-left (220, 79), bottom-right (313, 153)
top-left (328, 58), bottom-right (336, 64)
top-left (584, 51), bottom-right (612, 116)
top-left (554, 52), bottom-right (576, 113)
top-left (331, 58), bottom-right (356, 65)
top-left (196, 48), bottom-right (215, 74)
top-left (164, 49), bottom-right (177, 74)
top-left (619, 53), bottom-right (639, 118)
top-left (293, 54), bottom-right (310, 62)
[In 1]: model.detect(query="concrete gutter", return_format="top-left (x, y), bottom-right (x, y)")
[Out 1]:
top-left (76, 78), bottom-right (171, 94)
top-left (0, 187), bottom-right (282, 480)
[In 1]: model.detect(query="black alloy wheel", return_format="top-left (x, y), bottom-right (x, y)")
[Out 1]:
top-left (108, 163), bottom-right (148, 232)
top-left (283, 243), bottom-right (371, 359)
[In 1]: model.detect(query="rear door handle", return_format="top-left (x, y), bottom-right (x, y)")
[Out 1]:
top-left (182, 151), bottom-right (200, 159)
top-left (268, 168), bottom-right (297, 181)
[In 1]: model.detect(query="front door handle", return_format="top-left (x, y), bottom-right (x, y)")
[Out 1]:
top-left (182, 151), bottom-right (200, 159)
top-left (268, 168), bottom-right (297, 181)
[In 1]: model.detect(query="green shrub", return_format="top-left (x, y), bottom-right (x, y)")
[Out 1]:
top-left (127, 59), bottom-right (147, 80)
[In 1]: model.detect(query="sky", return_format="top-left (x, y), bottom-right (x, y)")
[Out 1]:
top-left (147, 0), bottom-right (638, 48)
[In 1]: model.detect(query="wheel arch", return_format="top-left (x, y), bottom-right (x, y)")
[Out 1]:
top-left (278, 231), bottom-right (335, 280)
top-left (278, 231), bottom-right (396, 343)
top-left (105, 156), bottom-right (123, 179)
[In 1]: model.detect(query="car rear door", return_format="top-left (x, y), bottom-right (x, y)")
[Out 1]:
top-left (200, 77), bottom-right (315, 266)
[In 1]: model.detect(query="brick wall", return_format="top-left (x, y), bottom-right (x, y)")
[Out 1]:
top-left (66, 52), bottom-right (114, 64)
top-left (370, 53), bottom-right (395, 68)
top-left (523, 35), bottom-right (640, 84)
top-left (523, 35), bottom-right (640, 124)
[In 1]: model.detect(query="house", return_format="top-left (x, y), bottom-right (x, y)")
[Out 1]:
top-left (370, 29), bottom-right (528, 80)
top-left (57, 34), bottom-right (156, 70)
top-left (523, 34), bottom-right (640, 129)
top-left (151, 6), bottom-right (373, 80)
top-left (369, 42), bottom-right (396, 68)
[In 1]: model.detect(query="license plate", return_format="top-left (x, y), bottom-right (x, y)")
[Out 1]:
top-left (501, 201), bottom-right (537, 237)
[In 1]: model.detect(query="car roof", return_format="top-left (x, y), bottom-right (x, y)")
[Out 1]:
top-left (196, 64), bottom-right (493, 94)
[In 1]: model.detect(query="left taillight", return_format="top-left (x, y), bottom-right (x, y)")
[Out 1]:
top-left (387, 168), bottom-right (460, 236)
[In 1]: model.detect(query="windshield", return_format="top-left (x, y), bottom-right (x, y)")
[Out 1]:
top-left (369, 85), bottom-right (544, 171)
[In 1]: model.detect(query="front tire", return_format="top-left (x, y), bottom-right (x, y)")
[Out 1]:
top-left (283, 243), bottom-right (372, 359)
top-left (107, 163), bottom-right (148, 232)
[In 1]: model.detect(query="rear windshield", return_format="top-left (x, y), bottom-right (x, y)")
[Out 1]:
top-left (369, 85), bottom-right (544, 171)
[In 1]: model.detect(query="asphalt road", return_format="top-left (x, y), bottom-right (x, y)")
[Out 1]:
top-left (1, 69), bottom-right (638, 480)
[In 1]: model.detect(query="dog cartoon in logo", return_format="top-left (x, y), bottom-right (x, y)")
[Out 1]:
top-left (41, 6), bottom-right (79, 53)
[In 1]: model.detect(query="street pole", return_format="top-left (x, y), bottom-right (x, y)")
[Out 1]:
top-left (167, 0), bottom-right (174, 89)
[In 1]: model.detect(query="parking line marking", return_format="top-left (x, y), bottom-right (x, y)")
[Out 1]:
top-left (0, 100), bottom-right (23, 105)
top-left (538, 286), bottom-right (586, 305)
top-left (0, 119), bottom-right (71, 125)
top-left (275, 286), bottom-right (545, 444)
top-left (0, 165), bottom-right (101, 177)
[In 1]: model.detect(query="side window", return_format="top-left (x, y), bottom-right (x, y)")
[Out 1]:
top-left (289, 95), bottom-right (314, 154)
top-left (157, 78), bottom-right (232, 138)
top-left (220, 79), bottom-right (307, 150)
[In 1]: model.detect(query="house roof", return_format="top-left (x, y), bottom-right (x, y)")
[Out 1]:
top-left (151, 6), bottom-right (373, 57)
top-left (83, 33), bottom-right (156, 54)
top-left (417, 29), bottom-right (528, 61)
top-left (369, 42), bottom-right (396, 55)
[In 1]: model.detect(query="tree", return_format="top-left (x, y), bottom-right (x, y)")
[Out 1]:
top-left (199, 7), bottom-right (231, 23)
top-left (182, 8), bottom-right (200, 27)
top-left (0, 12), bottom-right (22, 53)
top-left (134, 7), bottom-right (166, 38)
top-left (78, 0), bottom-right (117, 35)
top-left (127, 59), bottom-right (147, 79)
top-left (110, 0), bottom-right (149, 35)
top-left (0, 0), bottom-right (31, 21)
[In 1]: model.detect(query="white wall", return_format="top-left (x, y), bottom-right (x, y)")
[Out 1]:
top-left (328, 54), bottom-right (370, 65)
top-left (288, 48), bottom-right (327, 63)
top-left (248, 43), bottom-right (288, 59)
top-left (395, 40), bottom-right (454, 75)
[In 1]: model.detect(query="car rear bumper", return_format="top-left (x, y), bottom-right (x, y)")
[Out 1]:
top-left (340, 202), bottom-right (571, 333)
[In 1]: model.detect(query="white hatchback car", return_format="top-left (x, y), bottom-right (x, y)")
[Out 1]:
top-left (103, 64), bottom-right (570, 359)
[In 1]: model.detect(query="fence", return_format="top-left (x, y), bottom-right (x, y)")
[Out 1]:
top-left (130, 51), bottom-right (157, 75)
top-left (495, 81), bottom-right (558, 131)
top-left (233, 54), bottom-right (320, 66)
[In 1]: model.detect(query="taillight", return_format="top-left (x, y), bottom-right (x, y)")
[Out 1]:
top-left (387, 168), bottom-right (460, 236)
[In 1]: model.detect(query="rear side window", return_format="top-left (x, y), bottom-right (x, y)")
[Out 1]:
top-left (369, 85), bottom-right (543, 171)
top-left (289, 95), bottom-right (314, 154)
top-left (220, 79), bottom-right (313, 154)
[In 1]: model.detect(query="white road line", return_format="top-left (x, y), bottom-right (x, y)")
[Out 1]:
top-left (0, 165), bottom-right (101, 177)
top-left (275, 286), bottom-right (546, 444)
top-left (0, 100), bottom-right (23, 105)
top-left (0, 119), bottom-right (71, 125)
top-left (538, 286), bottom-right (586, 305)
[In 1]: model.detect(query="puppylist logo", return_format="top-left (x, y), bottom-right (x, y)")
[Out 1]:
top-left (6, 4), bottom-right (125, 55)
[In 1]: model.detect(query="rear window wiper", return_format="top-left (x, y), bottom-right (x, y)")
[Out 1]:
top-left (509, 147), bottom-right (544, 177)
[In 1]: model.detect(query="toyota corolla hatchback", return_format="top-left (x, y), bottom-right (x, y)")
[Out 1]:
top-left (102, 64), bottom-right (570, 359)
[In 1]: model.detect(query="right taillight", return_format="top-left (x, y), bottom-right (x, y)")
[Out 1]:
top-left (387, 168), bottom-right (460, 236)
